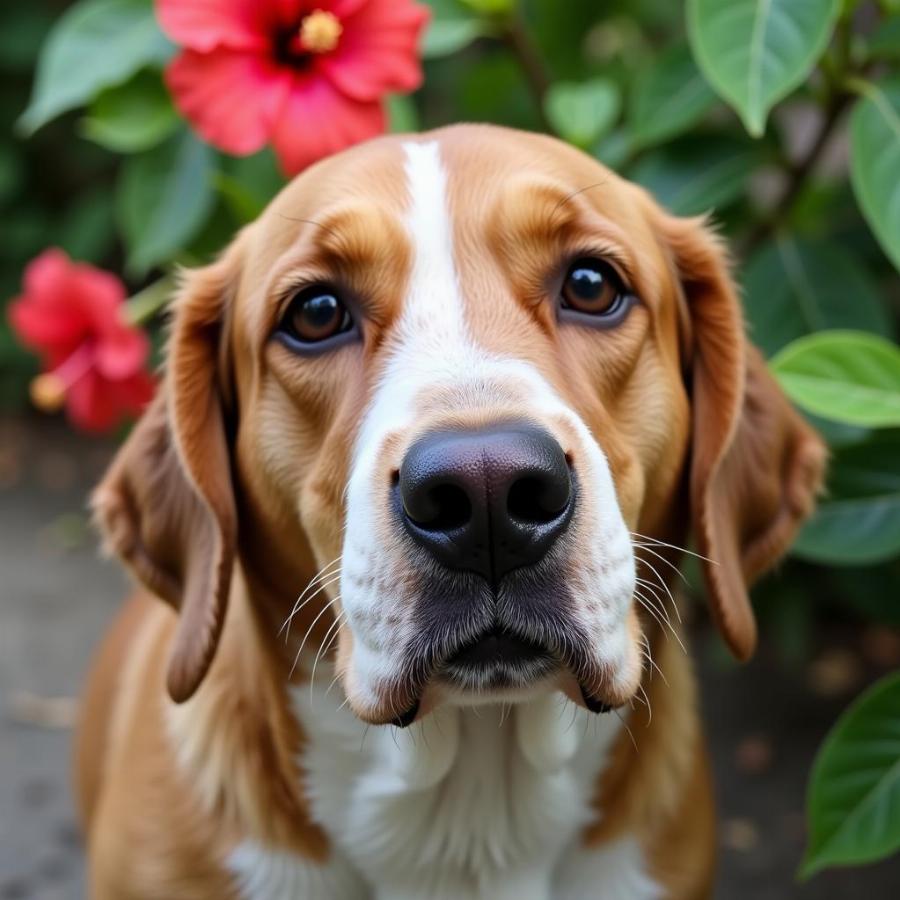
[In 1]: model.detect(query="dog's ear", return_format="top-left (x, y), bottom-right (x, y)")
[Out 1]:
top-left (658, 211), bottom-right (826, 660)
top-left (92, 246), bottom-right (241, 702)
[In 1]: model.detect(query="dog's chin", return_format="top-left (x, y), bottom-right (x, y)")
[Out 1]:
top-left (435, 627), bottom-right (561, 701)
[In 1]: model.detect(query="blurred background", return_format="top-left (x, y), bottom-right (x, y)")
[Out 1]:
top-left (1, 0), bottom-right (899, 897)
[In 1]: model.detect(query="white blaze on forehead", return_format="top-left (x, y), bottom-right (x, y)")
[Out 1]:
top-left (352, 140), bottom-right (485, 459)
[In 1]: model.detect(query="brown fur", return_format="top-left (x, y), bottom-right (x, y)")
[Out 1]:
top-left (76, 125), bottom-right (824, 898)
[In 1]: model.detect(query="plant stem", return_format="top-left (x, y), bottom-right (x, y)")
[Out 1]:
top-left (125, 274), bottom-right (176, 326)
top-left (741, 14), bottom-right (860, 259)
top-left (741, 91), bottom-right (852, 259)
top-left (503, 11), bottom-right (554, 134)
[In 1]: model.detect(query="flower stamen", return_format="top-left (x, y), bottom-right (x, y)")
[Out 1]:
top-left (30, 373), bottom-right (66, 413)
top-left (299, 10), bottom-right (343, 54)
top-left (29, 342), bottom-right (95, 414)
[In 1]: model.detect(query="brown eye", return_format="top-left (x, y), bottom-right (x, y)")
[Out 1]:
top-left (561, 259), bottom-right (629, 320)
top-left (279, 286), bottom-right (354, 347)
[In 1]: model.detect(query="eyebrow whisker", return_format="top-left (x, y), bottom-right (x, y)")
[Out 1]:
top-left (552, 179), bottom-right (610, 215)
top-left (277, 214), bottom-right (341, 240)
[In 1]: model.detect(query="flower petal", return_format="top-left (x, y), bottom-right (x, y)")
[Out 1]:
top-left (166, 49), bottom-right (292, 155)
top-left (270, 75), bottom-right (385, 174)
top-left (156, 0), bottom-right (276, 51)
top-left (318, 0), bottom-right (428, 102)
top-left (66, 371), bottom-right (121, 432)
top-left (7, 250), bottom-right (108, 363)
top-left (66, 369), bottom-right (155, 433)
top-left (94, 324), bottom-right (151, 381)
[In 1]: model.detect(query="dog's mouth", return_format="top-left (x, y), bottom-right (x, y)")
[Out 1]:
top-left (436, 625), bottom-right (559, 691)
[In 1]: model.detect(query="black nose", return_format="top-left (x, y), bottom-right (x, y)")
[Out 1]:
top-left (397, 424), bottom-right (574, 584)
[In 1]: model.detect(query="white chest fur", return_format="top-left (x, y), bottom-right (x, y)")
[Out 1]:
top-left (227, 676), bottom-right (662, 900)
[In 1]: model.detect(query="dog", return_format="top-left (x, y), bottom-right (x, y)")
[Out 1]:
top-left (75, 124), bottom-right (825, 899)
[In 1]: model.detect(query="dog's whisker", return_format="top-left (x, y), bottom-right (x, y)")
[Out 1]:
top-left (613, 707), bottom-right (639, 754)
top-left (636, 682), bottom-right (652, 727)
top-left (634, 543), bottom-right (689, 586)
top-left (309, 611), bottom-right (346, 708)
top-left (639, 632), bottom-right (669, 686)
top-left (634, 590), bottom-right (684, 653)
top-left (635, 590), bottom-right (687, 655)
top-left (630, 532), bottom-right (718, 566)
top-left (634, 578), bottom-right (675, 628)
top-left (281, 572), bottom-right (343, 639)
top-left (634, 575), bottom-right (681, 627)
top-left (290, 595), bottom-right (341, 679)
top-left (635, 557), bottom-right (683, 625)
top-left (281, 558), bottom-right (343, 638)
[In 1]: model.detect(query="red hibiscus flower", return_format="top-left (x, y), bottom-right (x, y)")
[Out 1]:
top-left (8, 250), bottom-right (155, 433)
top-left (158, 0), bottom-right (429, 174)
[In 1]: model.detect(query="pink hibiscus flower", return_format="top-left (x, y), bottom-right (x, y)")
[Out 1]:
top-left (157, 0), bottom-right (429, 174)
top-left (8, 250), bottom-right (155, 433)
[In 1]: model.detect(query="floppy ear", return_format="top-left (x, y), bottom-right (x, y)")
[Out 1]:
top-left (92, 250), bottom-right (239, 702)
top-left (660, 212), bottom-right (826, 660)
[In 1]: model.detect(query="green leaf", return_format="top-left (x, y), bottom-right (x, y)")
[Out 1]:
top-left (80, 69), bottom-right (177, 153)
top-left (687, 0), bottom-right (841, 136)
top-left (629, 44), bottom-right (717, 149)
top-left (544, 79), bottom-right (621, 148)
top-left (628, 134), bottom-right (764, 215)
top-left (868, 16), bottom-right (900, 60)
top-left (117, 128), bottom-right (215, 275)
top-left (0, 143), bottom-right (25, 207)
top-left (387, 94), bottom-right (420, 133)
top-left (0, 6), bottom-right (54, 73)
top-left (594, 129), bottom-right (632, 170)
top-left (459, 0), bottom-right (513, 13)
top-left (793, 430), bottom-right (900, 564)
top-left (771, 330), bottom-right (900, 427)
top-left (56, 187), bottom-right (116, 263)
top-left (803, 672), bottom-right (900, 876)
top-left (423, 0), bottom-right (491, 58)
top-left (849, 78), bottom-right (900, 272)
top-left (424, 19), bottom-right (488, 57)
top-left (743, 235), bottom-right (891, 358)
top-left (215, 148), bottom-right (285, 224)
top-left (18, 0), bottom-right (172, 135)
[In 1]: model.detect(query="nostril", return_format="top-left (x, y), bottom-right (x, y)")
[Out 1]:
top-left (507, 475), bottom-right (570, 525)
top-left (406, 483), bottom-right (472, 531)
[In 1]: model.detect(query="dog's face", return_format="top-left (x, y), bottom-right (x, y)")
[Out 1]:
top-left (95, 126), bottom-right (825, 717)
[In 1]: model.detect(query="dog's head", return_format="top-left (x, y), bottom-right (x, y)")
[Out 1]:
top-left (94, 125), bottom-right (824, 721)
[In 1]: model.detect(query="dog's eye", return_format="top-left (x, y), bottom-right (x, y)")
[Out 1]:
top-left (279, 286), bottom-right (353, 346)
top-left (561, 259), bottom-right (630, 322)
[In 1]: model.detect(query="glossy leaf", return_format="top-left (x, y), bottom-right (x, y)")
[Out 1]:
top-left (629, 135), bottom-right (764, 215)
top-left (80, 70), bottom-right (178, 154)
top-left (771, 331), bottom-right (900, 427)
top-left (850, 79), bottom-right (900, 272)
top-left (215, 149), bottom-right (284, 224)
top-left (18, 0), bottom-right (172, 135)
top-left (423, 19), bottom-right (489, 58)
top-left (387, 94), bottom-right (420, 133)
top-left (687, 0), bottom-right (840, 136)
top-left (793, 430), bottom-right (900, 565)
top-left (803, 672), bottom-right (900, 876)
top-left (868, 17), bottom-right (900, 61)
top-left (545, 79), bottom-right (621, 148)
top-left (629, 44), bottom-right (717, 149)
top-left (117, 128), bottom-right (214, 275)
top-left (743, 235), bottom-right (891, 358)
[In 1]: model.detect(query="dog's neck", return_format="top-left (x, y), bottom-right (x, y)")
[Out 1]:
top-left (285, 672), bottom-right (624, 897)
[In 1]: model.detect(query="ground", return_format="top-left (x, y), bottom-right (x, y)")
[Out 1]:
top-left (1, 416), bottom-right (898, 900)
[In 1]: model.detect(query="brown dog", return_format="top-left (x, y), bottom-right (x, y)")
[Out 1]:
top-left (75, 124), bottom-right (824, 899)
